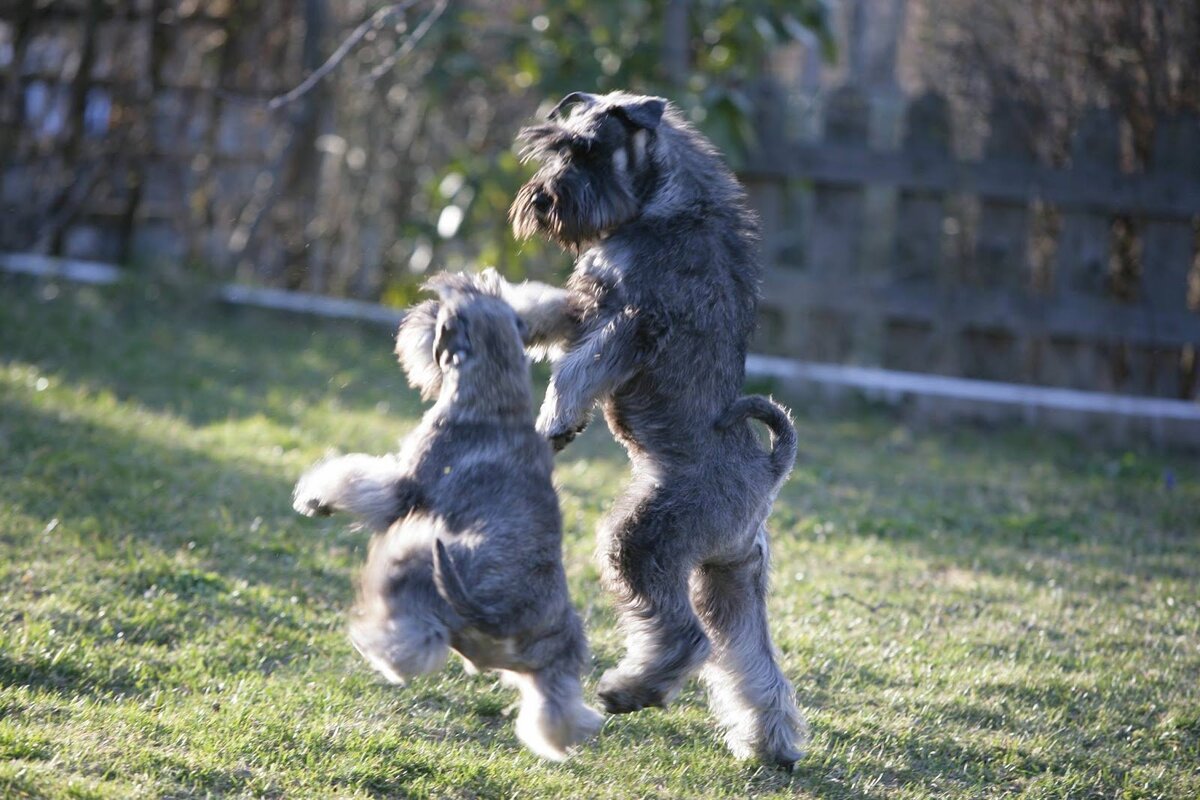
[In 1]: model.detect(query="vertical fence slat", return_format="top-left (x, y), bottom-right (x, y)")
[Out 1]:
top-left (810, 85), bottom-right (869, 278)
top-left (961, 98), bottom-right (1034, 381)
top-left (1044, 108), bottom-right (1120, 390)
top-left (747, 79), bottom-right (787, 266)
top-left (1128, 114), bottom-right (1200, 397)
top-left (804, 84), bottom-right (869, 363)
top-left (885, 91), bottom-right (950, 372)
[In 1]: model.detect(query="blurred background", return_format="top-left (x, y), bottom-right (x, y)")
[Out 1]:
top-left (1, 0), bottom-right (1198, 401)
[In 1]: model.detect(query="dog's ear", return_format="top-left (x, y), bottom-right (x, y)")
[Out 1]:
top-left (610, 96), bottom-right (666, 131)
top-left (396, 300), bottom-right (444, 400)
top-left (548, 91), bottom-right (600, 120)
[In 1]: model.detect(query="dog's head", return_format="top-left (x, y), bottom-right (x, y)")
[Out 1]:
top-left (428, 273), bottom-right (526, 371)
top-left (407, 272), bottom-right (531, 415)
top-left (509, 91), bottom-right (669, 250)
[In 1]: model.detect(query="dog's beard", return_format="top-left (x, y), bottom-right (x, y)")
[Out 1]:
top-left (509, 182), bottom-right (551, 242)
top-left (509, 172), bottom-right (640, 251)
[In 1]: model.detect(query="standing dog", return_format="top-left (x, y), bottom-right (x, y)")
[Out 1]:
top-left (497, 90), bottom-right (806, 768)
top-left (291, 274), bottom-right (603, 761)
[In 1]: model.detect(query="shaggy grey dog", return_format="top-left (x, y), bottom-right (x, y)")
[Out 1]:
top-left (508, 90), bottom-right (806, 769)
top-left (291, 274), bottom-right (603, 761)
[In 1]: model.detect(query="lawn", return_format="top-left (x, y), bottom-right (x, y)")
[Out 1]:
top-left (1, 274), bottom-right (1197, 799)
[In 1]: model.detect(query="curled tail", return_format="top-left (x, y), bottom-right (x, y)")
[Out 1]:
top-left (717, 395), bottom-right (798, 489)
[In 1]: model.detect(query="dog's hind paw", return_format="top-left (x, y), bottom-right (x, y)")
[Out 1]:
top-left (596, 669), bottom-right (671, 714)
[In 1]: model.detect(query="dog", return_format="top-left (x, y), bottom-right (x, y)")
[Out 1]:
top-left (502, 90), bottom-right (808, 769)
top-left (291, 273), bottom-right (603, 761)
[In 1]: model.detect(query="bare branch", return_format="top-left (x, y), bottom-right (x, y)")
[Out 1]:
top-left (214, 1), bottom-right (421, 108)
top-left (266, 0), bottom-right (421, 110)
top-left (30, 159), bottom-right (106, 253)
top-left (355, 0), bottom-right (450, 87)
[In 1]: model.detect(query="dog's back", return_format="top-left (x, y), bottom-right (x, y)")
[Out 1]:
top-left (356, 413), bottom-right (569, 659)
top-left (344, 277), bottom-right (602, 759)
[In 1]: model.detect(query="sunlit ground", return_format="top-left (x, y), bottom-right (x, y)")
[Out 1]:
top-left (1, 276), bottom-right (1197, 799)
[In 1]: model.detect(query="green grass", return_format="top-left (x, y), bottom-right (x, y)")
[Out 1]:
top-left (1, 275), bottom-right (1197, 799)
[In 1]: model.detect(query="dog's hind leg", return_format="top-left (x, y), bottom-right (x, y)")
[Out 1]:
top-left (349, 539), bottom-right (450, 684)
top-left (596, 488), bottom-right (711, 714)
top-left (506, 666), bottom-right (604, 761)
top-left (348, 610), bottom-right (450, 685)
top-left (691, 526), bottom-right (807, 770)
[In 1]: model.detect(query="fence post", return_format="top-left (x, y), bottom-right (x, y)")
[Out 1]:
top-left (1044, 108), bottom-right (1120, 390)
top-left (885, 90), bottom-right (951, 372)
top-left (1129, 114), bottom-right (1200, 397)
top-left (963, 97), bottom-right (1035, 381)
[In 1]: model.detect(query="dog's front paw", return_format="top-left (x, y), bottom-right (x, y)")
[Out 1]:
top-left (536, 409), bottom-right (590, 453)
top-left (548, 425), bottom-right (584, 452)
top-left (292, 473), bottom-right (334, 517)
top-left (293, 493), bottom-right (332, 517)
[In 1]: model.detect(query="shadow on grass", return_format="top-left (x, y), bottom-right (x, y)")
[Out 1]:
top-left (6, 277), bottom-right (1196, 796)
top-left (0, 651), bottom-right (150, 701)
top-left (0, 392), bottom-right (359, 693)
top-left (810, 720), bottom-right (1048, 798)
top-left (0, 391), bottom-right (359, 589)
top-left (0, 276), bottom-right (422, 429)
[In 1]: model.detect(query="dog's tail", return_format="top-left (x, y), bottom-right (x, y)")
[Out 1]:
top-left (717, 395), bottom-right (798, 489)
top-left (433, 538), bottom-right (497, 629)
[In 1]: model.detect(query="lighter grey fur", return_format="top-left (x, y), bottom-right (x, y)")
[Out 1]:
top-left (413, 91), bottom-right (807, 768)
top-left (292, 273), bottom-right (603, 760)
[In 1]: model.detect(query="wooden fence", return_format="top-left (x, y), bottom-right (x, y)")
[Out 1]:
top-left (3, 4), bottom-right (1199, 402)
top-left (0, 1), bottom-right (310, 268)
top-left (744, 84), bottom-right (1200, 400)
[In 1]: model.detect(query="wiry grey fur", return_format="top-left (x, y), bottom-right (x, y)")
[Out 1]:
top-left (415, 91), bottom-right (806, 768)
top-left (291, 273), bottom-right (603, 761)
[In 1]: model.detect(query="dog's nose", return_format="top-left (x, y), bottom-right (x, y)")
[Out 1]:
top-left (532, 191), bottom-right (551, 213)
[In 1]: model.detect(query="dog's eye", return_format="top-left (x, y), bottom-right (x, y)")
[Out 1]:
top-left (562, 136), bottom-right (594, 159)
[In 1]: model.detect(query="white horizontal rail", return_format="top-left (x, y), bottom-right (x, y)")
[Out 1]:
top-left (216, 284), bottom-right (405, 326)
top-left (5, 252), bottom-right (1197, 427)
top-left (746, 354), bottom-right (1200, 422)
top-left (0, 253), bottom-right (121, 285)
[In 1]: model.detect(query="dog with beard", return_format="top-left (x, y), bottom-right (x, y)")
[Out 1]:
top-left (291, 273), bottom-right (603, 761)
top-left (410, 91), bottom-right (807, 768)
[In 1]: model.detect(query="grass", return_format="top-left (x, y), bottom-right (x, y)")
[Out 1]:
top-left (1, 274), bottom-right (1197, 799)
